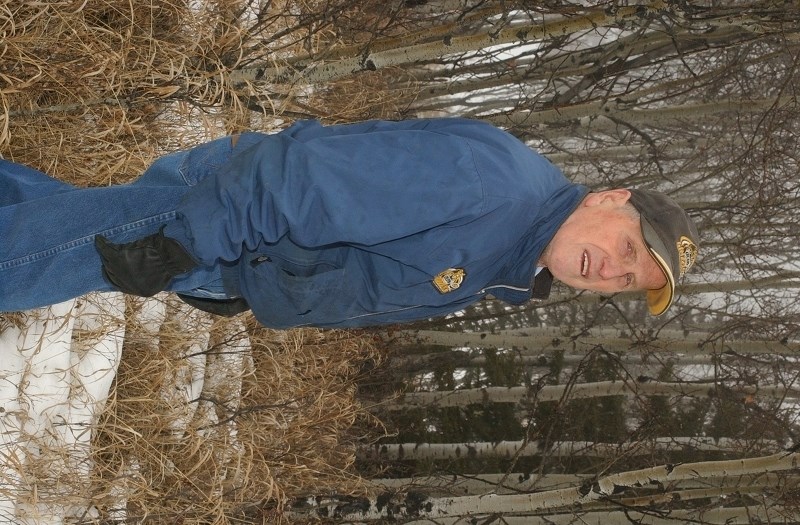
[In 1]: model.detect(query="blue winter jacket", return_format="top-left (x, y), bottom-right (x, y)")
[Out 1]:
top-left (164, 118), bottom-right (589, 328)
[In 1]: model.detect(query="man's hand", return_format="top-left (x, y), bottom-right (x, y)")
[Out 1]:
top-left (95, 227), bottom-right (198, 297)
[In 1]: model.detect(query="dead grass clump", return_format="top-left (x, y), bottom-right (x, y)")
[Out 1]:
top-left (0, 311), bottom-right (29, 333)
top-left (240, 326), bottom-right (383, 494)
top-left (0, 0), bottom-right (195, 184)
top-left (303, 69), bottom-right (418, 123)
top-left (91, 297), bottom-right (384, 524)
top-left (0, 0), bottom-right (260, 186)
top-left (1, 0), bottom-right (427, 186)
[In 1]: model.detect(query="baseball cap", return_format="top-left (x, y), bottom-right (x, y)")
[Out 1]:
top-left (627, 189), bottom-right (700, 316)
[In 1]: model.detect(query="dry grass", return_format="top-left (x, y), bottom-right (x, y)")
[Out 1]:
top-left (0, 0), bottom-right (194, 184)
top-left (91, 299), bottom-right (384, 523)
top-left (0, 0), bottom-right (295, 184)
top-left (1, 0), bottom-right (403, 522)
top-left (1, 296), bottom-right (387, 523)
top-left (306, 69), bottom-right (419, 124)
top-left (0, 0), bottom-right (414, 186)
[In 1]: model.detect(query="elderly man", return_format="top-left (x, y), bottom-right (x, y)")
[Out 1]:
top-left (0, 118), bottom-right (699, 327)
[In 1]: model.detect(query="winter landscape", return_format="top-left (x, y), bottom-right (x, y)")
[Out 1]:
top-left (2, 1), bottom-right (800, 523)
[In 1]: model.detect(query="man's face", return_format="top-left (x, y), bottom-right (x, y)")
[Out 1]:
top-left (540, 189), bottom-right (667, 294)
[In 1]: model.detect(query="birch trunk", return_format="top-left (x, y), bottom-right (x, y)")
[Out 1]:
top-left (409, 8), bottom-right (789, 95)
top-left (392, 506), bottom-right (800, 525)
top-left (370, 472), bottom-right (786, 496)
top-left (387, 349), bottom-right (719, 375)
top-left (0, 295), bottom-right (126, 522)
top-left (382, 379), bottom-right (800, 409)
top-left (290, 453), bottom-right (799, 521)
top-left (269, 2), bottom-right (509, 69)
top-left (370, 473), bottom-right (590, 495)
top-left (359, 437), bottom-right (782, 462)
top-left (231, 2), bottom-right (668, 85)
top-left (394, 327), bottom-right (800, 355)
top-left (488, 95), bottom-right (795, 129)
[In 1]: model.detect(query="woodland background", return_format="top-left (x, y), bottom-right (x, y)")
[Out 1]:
top-left (0, 0), bottom-right (799, 523)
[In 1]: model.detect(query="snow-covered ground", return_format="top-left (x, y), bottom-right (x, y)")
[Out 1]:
top-left (0, 294), bottom-right (249, 524)
top-left (0, 294), bottom-right (125, 523)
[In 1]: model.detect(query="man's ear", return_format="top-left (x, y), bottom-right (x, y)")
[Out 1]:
top-left (583, 189), bottom-right (632, 208)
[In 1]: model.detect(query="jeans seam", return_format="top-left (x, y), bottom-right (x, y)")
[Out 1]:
top-left (0, 211), bottom-right (176, 268)
top-left (179, 160), bottom-right (190, 185)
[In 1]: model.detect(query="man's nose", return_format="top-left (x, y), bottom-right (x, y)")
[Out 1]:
top-left (598, 258), bottom-right (627, 280)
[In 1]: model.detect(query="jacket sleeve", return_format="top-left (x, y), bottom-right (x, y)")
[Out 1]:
top-left (162, 120), bottom-right (490, 265)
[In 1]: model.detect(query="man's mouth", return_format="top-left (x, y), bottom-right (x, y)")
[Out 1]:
top-left (581, 251), bottom-right (589, 277)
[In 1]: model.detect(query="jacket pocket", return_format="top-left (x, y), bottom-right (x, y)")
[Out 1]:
top-left (249, 252), bottom-right (349, 317)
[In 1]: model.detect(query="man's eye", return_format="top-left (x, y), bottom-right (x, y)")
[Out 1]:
top-left (627, 242), bottom-right (634, 255)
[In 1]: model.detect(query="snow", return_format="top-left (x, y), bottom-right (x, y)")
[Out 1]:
top-left (0, 293), bottom-right (246, 524)
top-left (0, 294), bottom-right (125, 524)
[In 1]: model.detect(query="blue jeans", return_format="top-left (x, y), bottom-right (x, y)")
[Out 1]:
top-left (0, 133), bottom-right (264, 312)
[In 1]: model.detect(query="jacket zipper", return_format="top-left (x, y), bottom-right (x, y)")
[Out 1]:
top-left (479, 283), bottom-right (531, 294)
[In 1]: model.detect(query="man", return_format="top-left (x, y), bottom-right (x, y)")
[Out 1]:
top-left (0, 118), bottom-right (699, 327)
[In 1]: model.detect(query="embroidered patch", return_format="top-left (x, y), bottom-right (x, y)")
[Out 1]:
top-left (432, 268), bottom-right (465, 294)
top-left (677, 236), bottom-right (698, 277)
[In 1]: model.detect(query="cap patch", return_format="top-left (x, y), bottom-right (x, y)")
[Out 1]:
top-left (677, 236), bottom-right (698, 277)
top-left (433, 268), bottom-right (465, 293)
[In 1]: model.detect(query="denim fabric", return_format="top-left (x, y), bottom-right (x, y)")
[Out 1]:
top-left (0, 133), bottom-right (264, 312)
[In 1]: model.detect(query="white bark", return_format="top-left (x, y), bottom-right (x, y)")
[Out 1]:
top-left (0, 294), bottom-right (125, 523)
top-left (411, 9), bottom-right (790, 103)
top-left (359, 437), bottom-right (783, 462)
top-left (393, 506), bottom-right (800, 525)
top-left (271, 2), bottom-right (508, 69)
top-left (370, 473), bottom-right (591, 495)
top-left (489, 95), bottom-right (795, 129)
top-left (396, 325), bottom-right (800, 355)
top-left (369, 472), bottom-right (785, 497)
top-left (387, 347), bottom-right (721, 374)
top-left (231, 2), bottom-right (668, 85)
top-left (296, 452), bottom-right (799, 521)
top-left (383, 379), bottom-right (799, 409)
top-left (542, 136), bottom-right (747, 165)
top-left (159, 298), bottom-right (213, 433)
top-left (597, 451), bottom-right (800, 494)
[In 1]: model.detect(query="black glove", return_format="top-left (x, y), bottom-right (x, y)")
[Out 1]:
top-left (95, 227), bottom-right (198, 297)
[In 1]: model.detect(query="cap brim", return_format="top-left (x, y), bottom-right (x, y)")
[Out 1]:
top-left (629, 189), bottom-right (695, 316)
top-left (638, 217), bottom-right (676, 316)
top-left (645, 247), bottom-right (675, 316)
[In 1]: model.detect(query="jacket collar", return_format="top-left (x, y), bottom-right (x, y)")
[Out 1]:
top-left (491, 184), bottom-right (589, 305)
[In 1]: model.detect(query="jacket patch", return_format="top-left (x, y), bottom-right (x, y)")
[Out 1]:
top-left (432, 268), bottom-right (465, 294)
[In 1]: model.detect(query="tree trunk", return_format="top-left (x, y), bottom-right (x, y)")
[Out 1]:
top-left (490, 95), bottom-right (794, 129)
top-left (289, 452), bottom-right (800, 521)
top-left (231, 2), bottom-right (668, 85)
top-left (382, 379), bottom-right (799, 409)
top-left (359, 437), bottom-right (782, 462)
top-left (395, 320), bottom-right (800, 355)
